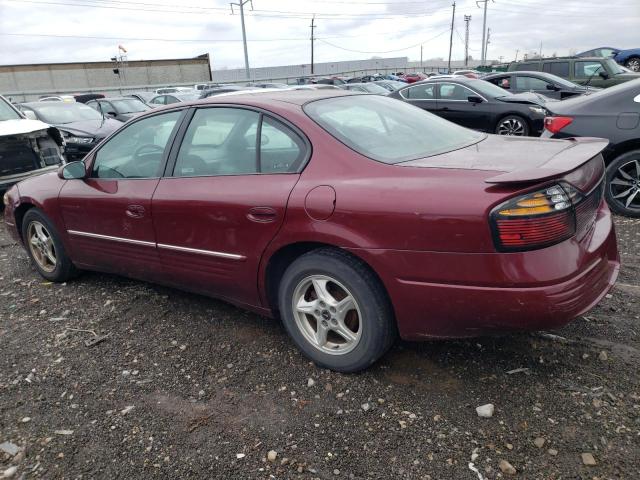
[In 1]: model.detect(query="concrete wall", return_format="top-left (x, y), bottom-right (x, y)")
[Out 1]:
top-left (0, 55), bottom-right (211, 97)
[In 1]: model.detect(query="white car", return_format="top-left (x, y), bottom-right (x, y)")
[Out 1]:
top-left (154, 86), bottom-right (195, 95)
top-left (0, 95), bottom-right (65, 195)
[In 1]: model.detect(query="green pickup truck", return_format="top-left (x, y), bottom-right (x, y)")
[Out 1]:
top-left (507, 56), bottom-right (640, 88)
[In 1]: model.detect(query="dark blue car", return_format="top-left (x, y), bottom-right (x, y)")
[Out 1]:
top-left (577, 47), bottom-right (640, 72)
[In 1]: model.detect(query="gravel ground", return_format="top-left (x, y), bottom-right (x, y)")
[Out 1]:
top-left (0, 215), bottom-right (639, 480)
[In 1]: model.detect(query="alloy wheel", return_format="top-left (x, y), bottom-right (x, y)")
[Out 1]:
top-left (27, 221), bottom-right (57, 273)
top-left (609, 159), bottom-right (640, 211)
top-left (497, 118), bottom-right (526, 136)
top-left (626, 58), bottom-right (640, 72)
top-left (291, 275), bottom-right (362, 355)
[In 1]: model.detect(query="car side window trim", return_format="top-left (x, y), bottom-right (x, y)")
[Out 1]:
top-left (164, 105), bottom-right (312, 178)
top-left (87, 107), bottom-right (190, 180)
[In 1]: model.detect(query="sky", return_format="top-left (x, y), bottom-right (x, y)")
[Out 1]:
top-left (0, 0), bottom-right (638, 70)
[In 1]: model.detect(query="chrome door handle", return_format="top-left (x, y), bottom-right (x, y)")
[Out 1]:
top-left (126, 205), bottom-right (145, 219)
top-left (247, 207), bottom-right (277, 223)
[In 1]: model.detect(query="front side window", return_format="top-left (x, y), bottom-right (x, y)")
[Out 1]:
top-left (173, 108), bottom-right (305, 177)
top-left (403, 84), bottom-right (435, 99)
top-left (304, 95), bottom-right (484, 164)
top-left (575, 61), bottom-right (603, 78)
top-left (515, 76), bottom-right (551, 91)
top-left (438, 83), bottom-right (476, 101)
top-left (150, 96), bottom-right (165, 105)
top-left (92, 111), bottom-right (181, 179)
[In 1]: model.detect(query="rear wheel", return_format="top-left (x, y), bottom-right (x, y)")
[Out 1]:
top-left (22, 209), bottom-right (78, 282)
top-left (278, 249), bottom-right (396, 373)
top-left (624, 57), bottom-right (640, 72)
top-left (495, 115), bottom-right (529, 136)
top-left (605, 150), bottom-right (640, 217)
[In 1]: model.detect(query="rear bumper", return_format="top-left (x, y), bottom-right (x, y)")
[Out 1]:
top-left (349, 201), bottom-right (619, 340)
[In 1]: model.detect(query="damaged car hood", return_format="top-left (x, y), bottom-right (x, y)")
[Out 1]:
top-left (0, 118), bottom-right (53, 136)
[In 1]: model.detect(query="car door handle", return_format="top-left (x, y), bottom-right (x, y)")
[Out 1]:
top-left (126, 205), bottom-right (146, 219)
top-left (247, 207), bottom-right (277, 223)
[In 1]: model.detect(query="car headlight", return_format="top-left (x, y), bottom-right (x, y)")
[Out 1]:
top-left (63, 135), bottom-right (94, 144)
top-left (529, 106), bottom-right (546, 115)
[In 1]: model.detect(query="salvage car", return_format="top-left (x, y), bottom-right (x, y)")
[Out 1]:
top-left (389, 77), bottom-right (549, 136)
top-left (149, 92), bottom-right (202, 106)
top-left (508, 56), bottom-right (640, 88)
top-left (0, 95), bottom-right (65, 195)
top-left (18, 102), bottom-right (121, 161)
top-left (3, 90), bottom-right (619, 372)
top-left (86, 97), bottom-right (151, 122)
top-left (484, 71), bottom-right (599, 100)
top-left (126, 92), bottom-right (156, 104)
top-left (542, 79), bottom-right (640, 217)
top-left (577, 47), bottom-right (640, 72)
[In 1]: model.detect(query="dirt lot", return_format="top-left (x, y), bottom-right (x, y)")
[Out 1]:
top-left (0, 215), bottom-right (639, 480)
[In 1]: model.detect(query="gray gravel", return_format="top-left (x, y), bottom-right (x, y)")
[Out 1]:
top-left (1, 215), bottom-right (639, 479)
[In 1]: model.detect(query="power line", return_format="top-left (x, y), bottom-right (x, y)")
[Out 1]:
top-left (317, 28), bottom-right (450, 54)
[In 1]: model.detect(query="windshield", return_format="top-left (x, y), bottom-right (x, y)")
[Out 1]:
top-left (111, 99), bottom-right (150, 114)
top-left (606, 58), bottom-right (626, 75)
top-left (0, 96), bottom-right (21, 121)
top-left (304, 95), bottom-right (484, 164)
top-left (540, 73), bottom-right (581, 88)
top-left (469, 80), bottom-right (513, 98)
top-left (30, 103), bottom-right (103, 124)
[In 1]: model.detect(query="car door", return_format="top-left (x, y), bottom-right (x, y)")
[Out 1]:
top-left (399, 83), bottom-right (437, 113)
top-left (58, 109), bottom-right (184, 279)
top-left (435, 82), bottom-right (492, 131)
top-left (151, 106), bottom-right (309, 308)
top-left (573, 60), bottom-right (607, 87)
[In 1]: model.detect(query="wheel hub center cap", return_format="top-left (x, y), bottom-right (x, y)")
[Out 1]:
top-left (321, 310), bottom-right (331, 321)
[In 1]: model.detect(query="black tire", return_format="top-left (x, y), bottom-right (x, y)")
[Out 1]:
top-left (21, 208), bottom-right (78, 282)
top-left (278, 248), bottom-right (396, 373)
top-left (495, 115), bottom-right (530, 136)
top-left (605, 150), bottom-right (640, 218)
top-left (624, 57), bottom-right (640, 72)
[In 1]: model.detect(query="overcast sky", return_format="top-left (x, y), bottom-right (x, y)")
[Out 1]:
top-left (0, 0), bottom-right (638, 70)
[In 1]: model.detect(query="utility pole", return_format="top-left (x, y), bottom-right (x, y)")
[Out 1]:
top-left (484, 27), bottom-right (491, 62)
top-left (463, 15), bottom-right (471, 67)
top-left (420, 45), bottom-right (423, 70)
top-left (310, 15), bottom-right (316, 75)
top-left (515, 49), bottom-right (519, 61)
top-left (447, 1), bottom-right (456, 73)
top-left (477, 0), bottom-right (491, 65)
top-left (230, 0), bottom-right (253, 79)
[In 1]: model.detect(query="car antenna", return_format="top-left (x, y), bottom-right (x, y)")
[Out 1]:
top-left (584, 65), bottom-right (602, 89)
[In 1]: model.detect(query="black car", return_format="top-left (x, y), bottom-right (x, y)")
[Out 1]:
top-left (541, 79), bottom-right (640, 217)
top-left (388, 78), bottom-right (549, 136)
top-left (484, 71), bottom-right (600, 100)
top-left (86, 97), bottom-right (151, 122)
top-left (148, 92), bottom-right (201, 106)
top-left (18, 102), bottom-right (121, 161)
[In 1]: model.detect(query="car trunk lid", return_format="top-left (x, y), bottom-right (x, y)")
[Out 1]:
top-left (401, 135), bottom-right (608, 187)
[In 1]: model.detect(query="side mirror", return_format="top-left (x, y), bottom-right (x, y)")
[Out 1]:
top-left (546, 84), bottom-right (560, 91)
top-left (598, 71), bottom-right (609, 79)
top-left (468, 95), bottom-right (484, 104)
top-left (106, 111), bottom-right (117, 117)
top-left (23, 110), bottom-right (37, 120)
top-left (58, 161), bottom-right (87, 180)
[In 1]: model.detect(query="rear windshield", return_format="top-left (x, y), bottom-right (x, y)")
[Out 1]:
top-left (304, 95), bottom-right (484, 164)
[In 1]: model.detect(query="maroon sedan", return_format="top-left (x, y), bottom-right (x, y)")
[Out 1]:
top-left (3, 90), bottom-right (619, 372)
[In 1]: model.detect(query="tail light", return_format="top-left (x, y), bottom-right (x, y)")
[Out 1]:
top-left (544, 116), bottom-right (573, 134)
top-left (490, 183), bottom-right (584, 251)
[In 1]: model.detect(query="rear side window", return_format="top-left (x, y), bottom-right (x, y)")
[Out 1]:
top-left (515, 62), bottom-right (538, 71)
top-left (402, 84), bottom-right (436, 99)
top-left (515, 76), bottom-right (550, 90)
top-left (543, 62), bottom-right (569, 77)
top-left (304, 95), bottom-right (484, 164)
top-left (173, 108), bottom-right (306, 177)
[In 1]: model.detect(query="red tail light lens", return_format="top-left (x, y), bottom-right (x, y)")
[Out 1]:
top-left (544, 116), bottom-right (573, 134)
top-left (490, 183), bottom-right (583, 251)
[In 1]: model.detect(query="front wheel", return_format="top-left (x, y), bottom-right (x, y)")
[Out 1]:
top-left (22, 209), bottom-right (78, 282)
top-left (278, 249), bottom-right (396, 373)
top-left (495, 115), bottom-right (529, 136)
top-left (605, 150), bottom-right (640, 217)
top-left (625, 57), bottom-right (640, 72)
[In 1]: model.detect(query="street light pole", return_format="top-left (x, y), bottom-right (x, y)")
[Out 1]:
top-left (447, 1), bottom-right (456, 73)
top-left (230, 0), bottom-right (252, 79)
